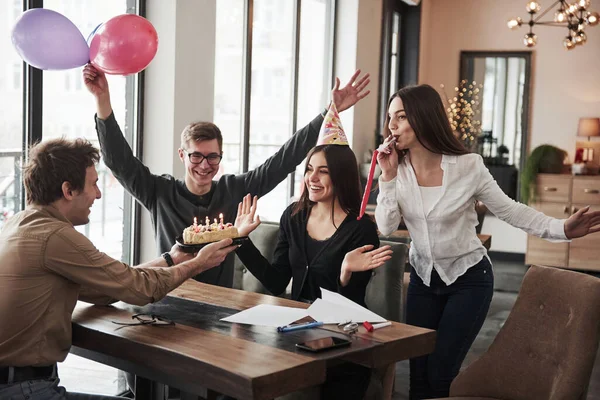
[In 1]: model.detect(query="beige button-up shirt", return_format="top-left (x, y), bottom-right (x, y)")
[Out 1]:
top-left (0, 205), bottom-right (178, 367)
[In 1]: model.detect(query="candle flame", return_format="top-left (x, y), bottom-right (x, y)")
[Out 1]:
top-left (194, 217), bottom-right (197, 225)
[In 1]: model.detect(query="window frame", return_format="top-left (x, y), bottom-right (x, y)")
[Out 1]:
top-left (237, 0), bottom-right (336, 204)
top-left (377, 0), bottom-right (421, 142)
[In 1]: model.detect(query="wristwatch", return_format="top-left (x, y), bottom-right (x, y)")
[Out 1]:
top-left (161, 252), bottom-right (175, 267)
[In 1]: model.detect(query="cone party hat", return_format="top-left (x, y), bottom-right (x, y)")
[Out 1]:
top-left (317, 102), bottom-right (349, 146)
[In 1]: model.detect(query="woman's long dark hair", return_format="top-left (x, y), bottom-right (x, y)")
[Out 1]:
top-left (383, 84), bottom-right (468, 156)
top-left (292, 145), bottom-right (361, 222)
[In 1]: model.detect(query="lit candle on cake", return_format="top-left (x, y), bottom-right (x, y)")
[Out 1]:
top-left (193, 217), bottom-right (199, 232)
top-left (214, 218), bottom-right (218, 225)
top-left (205, 216), bottom-right (210, 227)
top-left (219, 213), bottom-right (224, 226)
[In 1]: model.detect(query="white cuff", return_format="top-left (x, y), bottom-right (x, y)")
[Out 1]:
top-left (550, 219), bottom-right (570, 241)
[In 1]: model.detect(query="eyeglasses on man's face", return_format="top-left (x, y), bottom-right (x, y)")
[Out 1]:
top-left (182, 149), bottom-right (223, 165)
top-left (111, 313), bottom-right (175, 327)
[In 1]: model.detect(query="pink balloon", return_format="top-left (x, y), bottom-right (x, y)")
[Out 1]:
top-left (89, 14), bottom-right (158, 75)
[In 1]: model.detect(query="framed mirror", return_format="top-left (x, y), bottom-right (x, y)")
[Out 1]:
top-left (460, 51), bottom-right (532, 201)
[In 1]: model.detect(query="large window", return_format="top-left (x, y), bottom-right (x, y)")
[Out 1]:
top-left (1, 0), bottom-right (143, 395)
top-left (42, 0), bottom-right (139, 261)
top-left (213, 0), bottom-right (335, 221)
top-left (214, 0), bottom-right (244, 177)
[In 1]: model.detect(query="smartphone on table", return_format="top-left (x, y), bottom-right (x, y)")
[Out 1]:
top-left (295, 336), bottom-right (352, 353)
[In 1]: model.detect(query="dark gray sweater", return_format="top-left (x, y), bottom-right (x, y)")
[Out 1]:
top-left (95, 112), bottom-right (324, 287)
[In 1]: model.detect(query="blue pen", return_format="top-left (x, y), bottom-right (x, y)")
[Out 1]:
top-left (277, 321), bottom-right (324, 333)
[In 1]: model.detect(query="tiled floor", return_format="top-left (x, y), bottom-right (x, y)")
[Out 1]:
top-left (59, 257), bottom-right (600, 399)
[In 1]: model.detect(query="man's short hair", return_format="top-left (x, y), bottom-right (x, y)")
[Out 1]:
top-left (23, 138), bottom-right (100, 205)
top-left (180, 122), bottom-right (223, 151)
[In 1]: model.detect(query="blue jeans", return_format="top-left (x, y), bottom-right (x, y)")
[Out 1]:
top-left (406, 257), bottom-right (494, 399)
top-left (0, 369), bottom-right (123, 400)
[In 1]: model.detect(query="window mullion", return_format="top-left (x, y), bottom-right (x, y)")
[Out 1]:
top-left (288, 0), bottom-right (301, 199)
top-left (240, 0), bottom-right (254, 173)
top-left (22, 0), bottom-right (43, 210)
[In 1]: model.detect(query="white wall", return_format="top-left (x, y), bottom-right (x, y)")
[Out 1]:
top-left (334, 0), bottom-right (383, 162)
top-left (419, 0), bottom-right (600, 253)
top-left (141, 0), bottom-right (217, 261)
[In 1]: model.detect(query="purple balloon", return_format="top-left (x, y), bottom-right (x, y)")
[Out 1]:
top-left (11, 8), bottom-right (89, 70)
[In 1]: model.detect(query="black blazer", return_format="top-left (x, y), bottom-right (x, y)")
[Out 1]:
top-left (235, 204), bottom-right (379, 306)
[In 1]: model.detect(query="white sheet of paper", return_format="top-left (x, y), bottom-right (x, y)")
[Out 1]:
top-left (320, 288), bottom-right (365, 311)
top-left (220, 304), bottom-right (309, 327)
top-left (308, 289), bottom-right (387, 324)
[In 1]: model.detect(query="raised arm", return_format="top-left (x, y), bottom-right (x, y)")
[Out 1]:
top-left (83, 64), bottom-right (158, 209)
top-left (233, 195), bottom-right (291, 295)
top-left (375, 137), bottom-right (401, 236)
top-left (244, 70), bottom-right (371, 197)
top-left (235, 220), bottom-right (293, 297)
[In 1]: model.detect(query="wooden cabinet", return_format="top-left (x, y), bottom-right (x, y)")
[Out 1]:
top-left (525, 174), bottom-right (600, 272)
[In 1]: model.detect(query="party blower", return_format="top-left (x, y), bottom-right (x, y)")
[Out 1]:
top-left (357, 136), bottom-right (397, 220)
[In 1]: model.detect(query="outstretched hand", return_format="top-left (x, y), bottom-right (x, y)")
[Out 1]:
top-left (196, 238), bottom-right (238, 271)
top-left (564, 206), bottom-right (600, 239)
top-left (332, 70), bottom-right (371, 112)
top-left (339, 244), bottom-right (393, 286)
top-left (235, 194), bottom-right (261, 237)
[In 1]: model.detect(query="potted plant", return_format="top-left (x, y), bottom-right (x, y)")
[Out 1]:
top-left (520, 144), bottom-right (568, 204)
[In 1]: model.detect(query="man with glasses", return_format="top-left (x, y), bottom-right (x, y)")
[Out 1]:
top-left (0, 138), bottom-right (238, 400)
top-left (84, 64), bottom-right (370, 287)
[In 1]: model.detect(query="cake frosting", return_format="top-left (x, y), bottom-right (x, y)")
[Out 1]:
top-left (183, 221), bottom-right (239, 244)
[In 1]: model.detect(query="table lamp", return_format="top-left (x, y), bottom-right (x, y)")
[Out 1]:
top-left (577, 117), bottom-right (600, 162)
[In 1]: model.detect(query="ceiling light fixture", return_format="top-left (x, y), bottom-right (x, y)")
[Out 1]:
top-left (508, 1), bottom-right (599, 50)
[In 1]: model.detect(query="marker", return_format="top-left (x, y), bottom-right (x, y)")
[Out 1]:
top-left (363, 321), bottom-right (374, 332)
top-left (372, 321), bottom-right (392, 331)
top-left (277, 321), bottom-right (324, 333)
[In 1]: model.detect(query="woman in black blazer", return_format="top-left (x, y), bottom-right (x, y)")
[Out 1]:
top-left (235, 143), bottom-right (392, 400)
top-left (235, 144), bottom-right (392, 305)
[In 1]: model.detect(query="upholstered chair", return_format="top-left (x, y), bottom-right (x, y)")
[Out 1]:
top-left (435, 264), bottom-right (600, 400)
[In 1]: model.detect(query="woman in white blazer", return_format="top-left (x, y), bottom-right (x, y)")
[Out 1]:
top-left (375, 84), bottom-right (600, 399)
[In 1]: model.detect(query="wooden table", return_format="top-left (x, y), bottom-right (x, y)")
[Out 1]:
top-left (71, 280), bottom-right (435, 400)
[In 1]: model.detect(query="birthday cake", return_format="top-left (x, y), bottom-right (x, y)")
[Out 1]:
top-left (183, 217), bottom-right (240, 244)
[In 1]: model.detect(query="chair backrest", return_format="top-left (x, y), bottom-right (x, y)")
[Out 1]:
top-left (450, 265), bottom-right (600, 400)
top-left (232, 222), bottom-right (280, 294)
top-left (365, 240), bottom-right (408, 323)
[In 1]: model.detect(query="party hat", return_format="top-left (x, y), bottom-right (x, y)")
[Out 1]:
top-left (317, 102), bottom-right (349, 146)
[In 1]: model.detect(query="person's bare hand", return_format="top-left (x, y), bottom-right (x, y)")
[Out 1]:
top-left (235, 194), bottom-right (261, 237)
top-left (168, 243), bottom-right (194, 265)
top-left (377, 136), bottom-right (399, 181)
top-left (564, 206), bottom-right (600, 239)
top-left (195, 238), bottom-right (238, 271)
top-left (331, 70), bottom-right (371, 112)
top-left (339, 245), bottom-right (393, 286)
top-left (83, 64), bottom-right (109, 99)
